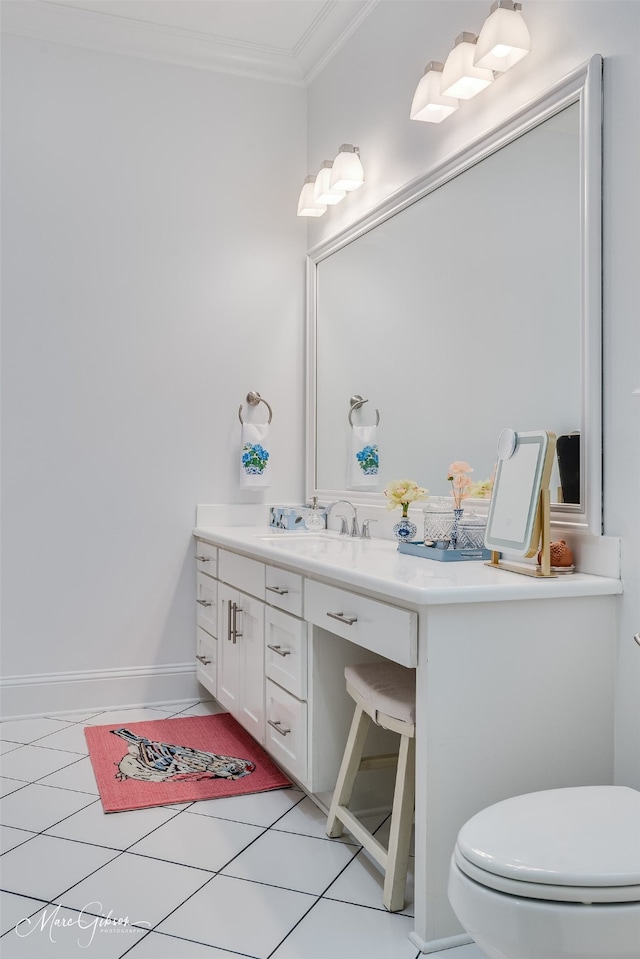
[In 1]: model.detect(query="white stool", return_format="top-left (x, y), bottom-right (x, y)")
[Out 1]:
top-left (326, 661), bottom-right (416, 912)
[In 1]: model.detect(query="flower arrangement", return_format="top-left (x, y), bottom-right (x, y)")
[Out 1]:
top-left (242, 442), bottom-right (269, 475)
top-left (383, 479), bottom-right (428, 517)
top-left (447, 461), bottom-right (474, 509)
top-left (356, 444), bottom-right (379, 475)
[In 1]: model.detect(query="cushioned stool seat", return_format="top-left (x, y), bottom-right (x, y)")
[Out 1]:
top-left (326, 661), bottom-right (416, 912)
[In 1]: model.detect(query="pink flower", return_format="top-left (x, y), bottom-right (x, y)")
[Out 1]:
top-left (448, 461), bottom-right (474, 477)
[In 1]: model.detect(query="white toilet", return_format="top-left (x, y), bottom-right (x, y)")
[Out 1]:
top-left (448, 785), bottom-right (640, 959)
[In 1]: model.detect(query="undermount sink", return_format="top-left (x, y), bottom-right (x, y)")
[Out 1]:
top-left (257, 532), bottom-right (392, 554)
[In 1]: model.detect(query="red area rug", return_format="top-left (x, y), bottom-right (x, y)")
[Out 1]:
top-left (85, 712), bottom-right (291, 813)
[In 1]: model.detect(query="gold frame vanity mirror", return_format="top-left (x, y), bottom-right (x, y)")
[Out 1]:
top-left (306, 56), bottom-right (603, 534)
top-left (484, 429), bottom-right (557, 577)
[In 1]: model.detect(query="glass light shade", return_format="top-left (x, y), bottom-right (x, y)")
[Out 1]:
top-left (441, 33), bottom-right (494, 100)
top-left (329, 145), bottom-right (364, 192)
top-left (474, 3), bottom-right (531, 71)
top-left (297, 176), bottom-right (326, 217)
top-left (410, 62), bottom-right (459, 123)
top-left (313, 162), bottom-right (346, 205)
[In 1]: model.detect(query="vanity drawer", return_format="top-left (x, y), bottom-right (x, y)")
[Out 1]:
top-left (195, 540), bottom-right (217, 578)
top-left (265, 606), bottom-right (307, 699)
top-left (265, 566), bottom-right (303, 617)
top-left (197, 572), bottom-right (218, 637)
top-left (196, 626), bottom-right (217, 696)
top-left (265, 679), bottom-right (308, 785)
top-left (305, 580), bottom-right (417, 667)
top-left (218, 549), bottom-right (265, 600)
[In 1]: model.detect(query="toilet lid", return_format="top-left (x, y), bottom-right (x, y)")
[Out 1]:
top-left (456, 786), bottom-right (640, 895)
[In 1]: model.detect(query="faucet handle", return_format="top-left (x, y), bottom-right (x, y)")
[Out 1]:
top-left (335, 513), bottom-right (350, 536)
top-left (360, 518), bottom-right (378, 539)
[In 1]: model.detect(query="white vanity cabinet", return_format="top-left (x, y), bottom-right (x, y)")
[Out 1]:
top-left (194, 525), bottom-right (622, 953)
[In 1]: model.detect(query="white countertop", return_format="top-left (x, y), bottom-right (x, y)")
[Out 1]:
top-left (193, 526), bottom-right (622, 607)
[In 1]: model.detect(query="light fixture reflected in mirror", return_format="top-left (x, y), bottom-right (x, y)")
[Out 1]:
top-left (297, 175), bottom-right (327, 217)
top-left (474, 0), bottom-right (531, 72)
top-left (441, 32), bottom-right (494, 99)
top-left (329, 145), bottom-right (364, 192)
top-left (313, 161), bottom-right (346, 205)
top-left (410, 61), bottom-right (459, 123)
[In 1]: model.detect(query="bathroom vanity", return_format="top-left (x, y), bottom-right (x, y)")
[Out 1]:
top-left (192, 521), bottom-right (621, 953)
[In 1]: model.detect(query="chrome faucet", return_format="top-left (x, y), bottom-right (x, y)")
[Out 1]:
top-left (326, 499), bottom-right (360, 537)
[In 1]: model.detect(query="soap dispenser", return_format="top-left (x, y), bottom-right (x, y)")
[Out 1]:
top-left (304, 496), bottom-right (326, 531)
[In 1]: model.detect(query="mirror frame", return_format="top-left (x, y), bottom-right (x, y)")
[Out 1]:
top-left (306, 56), bottom-right (602, 534)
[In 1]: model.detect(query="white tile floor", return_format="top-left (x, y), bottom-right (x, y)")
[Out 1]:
top-left (0, 699), bottom-right (489, 959)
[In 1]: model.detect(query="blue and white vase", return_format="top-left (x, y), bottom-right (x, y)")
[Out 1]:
top-left (450, 508), bottom-right (464, 549)
top-left (393, 513), bottom-right (418, 543)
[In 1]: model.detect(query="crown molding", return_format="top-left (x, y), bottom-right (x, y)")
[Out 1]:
top-left (1, 0), bottom-right (379, 86)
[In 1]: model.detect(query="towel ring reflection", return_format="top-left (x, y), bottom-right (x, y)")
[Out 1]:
top-left (238, 391), bottom-right (273, 425)
top-left (348, 394), bottom-right (380, 427)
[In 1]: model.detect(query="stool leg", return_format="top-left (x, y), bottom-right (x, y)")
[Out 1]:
top-left (383, 734), bottom-right (415, 912)
top-left (326, 704), bottom-right (371, 839)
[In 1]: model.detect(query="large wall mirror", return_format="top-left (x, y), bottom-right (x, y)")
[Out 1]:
top-left (306, 56), bottom-right (602, 533)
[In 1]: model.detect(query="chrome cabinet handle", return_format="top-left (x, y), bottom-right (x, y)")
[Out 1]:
top-left (327, 611), bottom-right (357, 626)
top-left (196, 555), bottom-right (210, 562)
top-left (634, 633), bottom-right (640, 647)
top-left (196, 654), bottom-right (212, 665)
top-left (267, 644), bottom-right (291, 658)
top-left (267, 719), bottom-right (291, 736)
top-left (227, 599), bottom-right (233, 642)
top-left (196, 599), bottom-right (212, 607)
top-left (232, 602), bottom-right (243, 643)
top-left (266, 585), bottom-right (289, 596)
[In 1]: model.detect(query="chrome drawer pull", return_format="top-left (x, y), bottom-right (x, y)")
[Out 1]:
top-left (196, 599), bottom-right (212, 607)
top-left (196, 555), bottom-right (210, 562)
top-left (196, 654), bottom-right (212, 665)
top-left (634, 633), bottom-right (640, 647)
top-left (268, 719), bottom-right (291, 736)
top-left (267, 644), bottom-right (291, 658)
top-left (327, 611), bottom-right (358, 626)
top-left (232, 603), bottom-right (243, 643)
top-left (266, 585), bottom-right (289, 596)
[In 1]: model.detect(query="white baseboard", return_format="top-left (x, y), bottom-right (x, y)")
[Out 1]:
top-left (0, 662), bottom-right (201, 720)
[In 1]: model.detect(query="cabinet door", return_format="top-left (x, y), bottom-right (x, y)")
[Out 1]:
top-left (217, 584), bottom-right (241, 715)
top-left (235, 592), bottom-right (265, 744)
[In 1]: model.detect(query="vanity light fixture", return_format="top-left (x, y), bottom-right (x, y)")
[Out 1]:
top-left (474, 0), bottom-right (531, 72)
top-left (313, 161), bottom-right (346, 205)
top-left (441, 32), bottom-right (494, 99)
top-left (297, 146), bottom-right (364, 216)
top-left (297, 175), bottom-right (327, 217)
top-left (329, 144), bottom-right (364, 192)
top-left (410, 61), bottom-right (459, 123)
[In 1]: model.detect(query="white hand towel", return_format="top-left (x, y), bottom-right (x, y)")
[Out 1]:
top-left (348, 425), bottom-right (379, 489)
top-left (240, 422), bottom-right (271, 488)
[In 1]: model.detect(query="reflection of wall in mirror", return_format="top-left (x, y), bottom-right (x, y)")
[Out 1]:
top-left (315, 103), bottom-right (581, 501)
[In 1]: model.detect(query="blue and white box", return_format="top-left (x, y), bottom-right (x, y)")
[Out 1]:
top-left (269, 506), bottom-right (327, 531)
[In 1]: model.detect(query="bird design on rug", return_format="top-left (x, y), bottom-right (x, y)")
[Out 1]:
top-left (111, 728), bottom-right (256, 783)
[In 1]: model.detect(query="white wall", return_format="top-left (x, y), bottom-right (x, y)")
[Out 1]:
top-left (306, 0), bottom-right (640, 787)
top-left (1, 35), bottom-right (306, 708)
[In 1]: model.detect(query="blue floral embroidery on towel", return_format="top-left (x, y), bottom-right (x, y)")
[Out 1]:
top-left (242, 443), bottom-right (269, 475)
top-left (356, 444), bottom-right (379, 475)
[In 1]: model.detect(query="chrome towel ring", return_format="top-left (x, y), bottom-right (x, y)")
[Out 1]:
top-left (238, 391), bottom-right (273, 425)
top-left (348, 394), bottom-right (380, 427)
